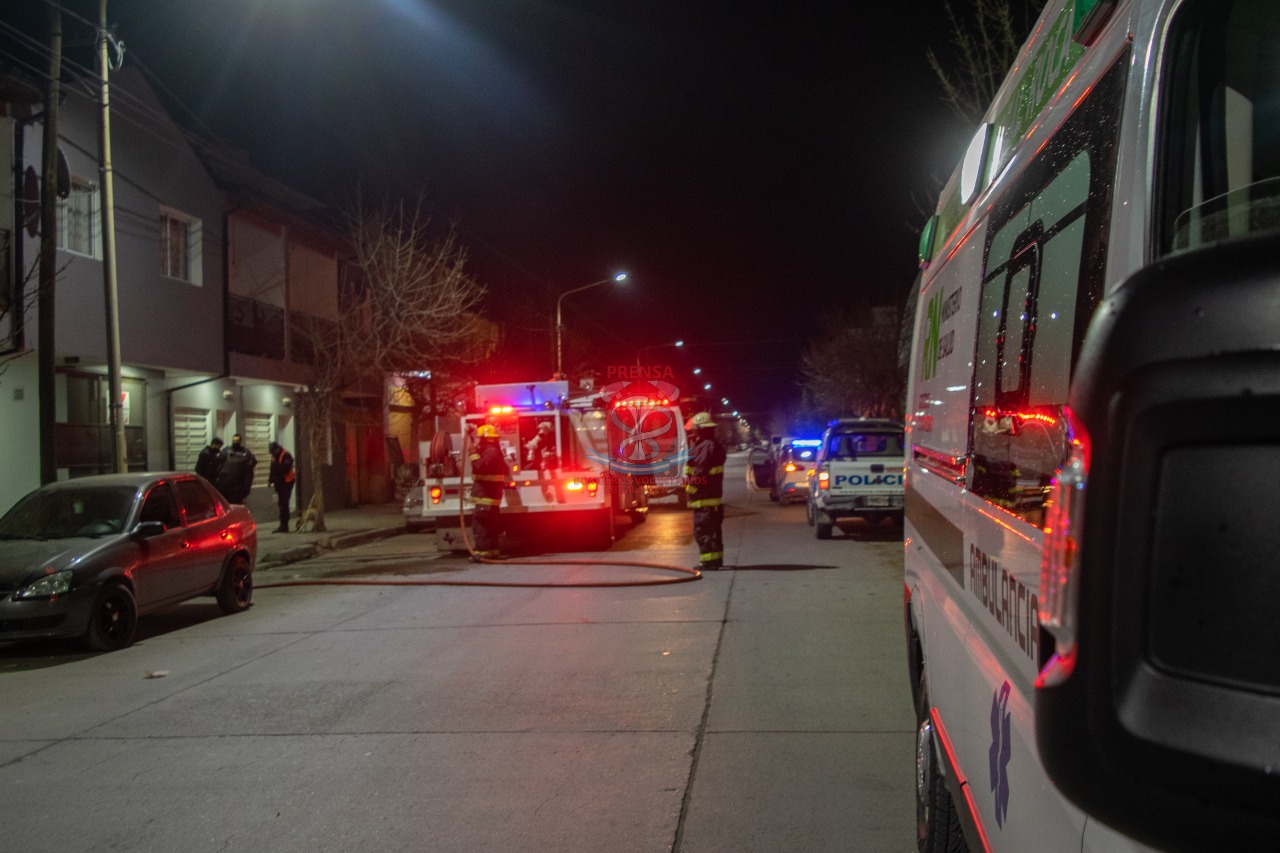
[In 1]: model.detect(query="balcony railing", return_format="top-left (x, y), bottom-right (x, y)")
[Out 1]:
top-left (228, 294), bottom-right (285, 360)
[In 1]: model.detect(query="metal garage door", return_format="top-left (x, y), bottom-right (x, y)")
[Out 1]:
top-left (243, 412), bottom-right (273, 488)
top-left (174, 408), bottom-right (210, 473)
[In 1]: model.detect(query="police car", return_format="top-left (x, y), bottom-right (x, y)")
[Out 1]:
top-left (805, 419), bottom-right (904, 538)
top-left (770, 439), bottom-right (821, 506)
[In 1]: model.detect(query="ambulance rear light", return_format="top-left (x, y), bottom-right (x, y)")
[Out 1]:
top-left (586, 479), bottom-right (599, 496)
top-left (489, 405), bottom-right (514, 415)
top-left (1036, 407), bottom-right (1090, 688)
top-left (566, 479), bottom-right (584, 492)
top-left (429, 486), bottom-right (443, 505)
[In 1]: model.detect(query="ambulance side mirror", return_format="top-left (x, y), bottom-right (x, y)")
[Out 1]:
top-left (1035, 234), bottom-right (1280, 851)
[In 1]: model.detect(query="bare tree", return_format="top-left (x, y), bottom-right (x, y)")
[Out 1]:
top-left (799, 307), bottom-right (905, 422)
top-left (292, 192), bottom-right (487, 531)
top-left (926, 0), bottom-right (1046, 124)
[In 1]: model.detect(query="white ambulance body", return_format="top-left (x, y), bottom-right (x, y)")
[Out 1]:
top-left (905, 0), bottom-right (1279, 850)
top-left (420, 380), bottom-right (683, 550)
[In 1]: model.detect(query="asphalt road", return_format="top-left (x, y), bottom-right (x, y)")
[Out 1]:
top-left (0, 453), bottom-right (915, 853)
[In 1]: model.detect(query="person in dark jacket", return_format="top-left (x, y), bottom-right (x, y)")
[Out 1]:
top-left (267, 441), bottom-right (295, 533)
top-left (469, 424), bottom-right (509, 562)
top-left (195, 437), bottom-right (224, 482)
top-left (685, 412), bottom-right (727, 570)
top-left (214, 433), bottom-right (257, 504)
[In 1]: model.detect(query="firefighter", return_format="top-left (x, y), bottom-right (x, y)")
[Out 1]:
top-left (470, 423), bottom-right (509, 562)
top-left (685, 411), bottom-right (726, 570)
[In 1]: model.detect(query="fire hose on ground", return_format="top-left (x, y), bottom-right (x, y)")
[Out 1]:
top-left (259, 428), bottom-right (702, 591)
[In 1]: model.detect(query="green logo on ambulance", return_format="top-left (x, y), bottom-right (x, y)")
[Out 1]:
top-left (920, 290), bottom-right (943, 381)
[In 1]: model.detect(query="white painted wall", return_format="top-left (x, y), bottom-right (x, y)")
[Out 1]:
top-left (0, 354), bottom-right (43, 515)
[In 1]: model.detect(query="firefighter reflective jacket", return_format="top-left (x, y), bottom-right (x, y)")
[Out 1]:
top-left (685, 433), bottom-right (726, 508)
top-left (470, 441), bottom-right (509, 507)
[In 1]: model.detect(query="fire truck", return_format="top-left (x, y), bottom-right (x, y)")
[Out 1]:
top-left (415, 380), bottom-right (686, 552)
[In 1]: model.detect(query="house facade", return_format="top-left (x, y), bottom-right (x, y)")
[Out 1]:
top-left (0, 65), bottom-right (382, 518)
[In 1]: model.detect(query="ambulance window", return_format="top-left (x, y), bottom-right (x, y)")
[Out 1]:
top-left (1158, 0), bottom-right (1280, 257)
top-left (970, 54), bottom-right (1127, 527)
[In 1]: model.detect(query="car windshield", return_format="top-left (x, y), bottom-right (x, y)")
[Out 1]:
top-left (0, 486), bottom-right (138, 540)
top-left (826, 432), bottom-right (904, 460)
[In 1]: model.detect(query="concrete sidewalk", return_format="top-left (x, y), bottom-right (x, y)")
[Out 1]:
top-left (251, 502), bottom-right (408, 569)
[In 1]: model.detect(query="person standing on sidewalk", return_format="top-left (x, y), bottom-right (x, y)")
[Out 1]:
top-left (214, 434), bottom-right (257, 504)
top-left (469, 424), bottom-right (509, 562)
top-left (685, 412), bottom-right (726, 570)
top-left (195, 437), bottom-right (225, 482)
top-left (267, 441), bottom-right (296, 533)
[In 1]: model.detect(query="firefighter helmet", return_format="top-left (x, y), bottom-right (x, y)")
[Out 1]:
top-left (689, 411), bottom-right (715, 430)
top-left (476, 424), bottom-right (499, 439)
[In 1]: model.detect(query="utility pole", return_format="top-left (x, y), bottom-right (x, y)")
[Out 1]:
top-left (37, 7), bottom-right (62, 485)
top-left (99, 0), bottom-right (127, 472)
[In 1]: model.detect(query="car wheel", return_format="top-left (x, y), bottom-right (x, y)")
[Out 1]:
top-left (916, 684), bottom-right (969, 853)
top-left (816, 513), bottom-right (833, 540)
top-left (216, 554), bottom-right (254, 614)
top-left (779, 495), bottom-right (790, 507)
top-left (85, 582), bottom-right (138, 652)
top-left (806, 500), bottom-right (815, 527)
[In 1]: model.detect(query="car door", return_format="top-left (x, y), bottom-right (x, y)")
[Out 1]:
top-left (173, 477), bottom-right (234, 594)
top-left (133, 483), bottom-right (190, 608)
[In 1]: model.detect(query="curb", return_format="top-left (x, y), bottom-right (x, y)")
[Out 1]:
top-left (258, 524), bottom-right (405, 570)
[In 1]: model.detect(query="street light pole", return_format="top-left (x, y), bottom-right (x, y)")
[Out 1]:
top-left (555, 272), bottom-right (626, 379)
top-left (98, 0), bottom-right (126, 473)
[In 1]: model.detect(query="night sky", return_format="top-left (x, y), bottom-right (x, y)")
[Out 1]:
top-left (6, 0), bottom-right (978, 423)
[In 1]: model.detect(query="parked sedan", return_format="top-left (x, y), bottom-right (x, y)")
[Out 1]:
top-left (0, 473), bottom-right (257, 651)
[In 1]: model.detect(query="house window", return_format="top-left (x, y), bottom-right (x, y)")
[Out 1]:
top-left (57, 178), bottom-right (100, 258)
top-left (159, 207), bottom-right (202, 285)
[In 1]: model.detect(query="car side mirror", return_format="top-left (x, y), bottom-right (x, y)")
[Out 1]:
top-left (1034, 234), bottom-right (1280, 850)
top-left (131, 520), bottom-right (167, 539)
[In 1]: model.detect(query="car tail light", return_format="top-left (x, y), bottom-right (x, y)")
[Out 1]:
top-left (429, 486), bottom-right (443, 505)
top-left (817, 465), bottom-right (830, 490)
top-left (1036, 407), bottom-right (1090, 688)
top-left (784, 463), bottom-right (798, 472)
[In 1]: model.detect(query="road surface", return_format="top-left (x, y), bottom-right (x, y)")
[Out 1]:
top-left (0, 452), bottom-right (915, 852)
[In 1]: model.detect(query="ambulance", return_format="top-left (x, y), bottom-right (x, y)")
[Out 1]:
top-left (905, 0), bottom-right (1280, 850)
top-left (417, 380), bottom-right (685, 552)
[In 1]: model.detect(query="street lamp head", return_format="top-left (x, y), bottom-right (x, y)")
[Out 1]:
top-left (614, 272), bottom-right (628, 282)
top-left (674, 339), bottom-right (684, 347)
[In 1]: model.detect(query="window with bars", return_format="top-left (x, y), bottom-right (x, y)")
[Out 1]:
top-left (57, 179), bottom-right (100, 259)
top-left (159, 207), bottom-right (202, 285)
